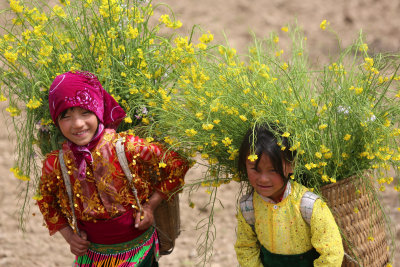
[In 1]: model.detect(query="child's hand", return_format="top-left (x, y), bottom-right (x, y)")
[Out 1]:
top-left (68, 231), bottom-right (91, 256)
top-left (134, 205), bottom-right (155, 230)
top-left (59, 226), bottom-right (90, 256)
top-left (134, 191), bottom-right (163, 230)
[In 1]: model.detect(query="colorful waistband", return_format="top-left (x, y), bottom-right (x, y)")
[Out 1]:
top-left (74, 227), bottom-right (159, 267)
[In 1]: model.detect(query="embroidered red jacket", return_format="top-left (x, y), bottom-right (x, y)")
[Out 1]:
top-left (37, 129), bottom-right (189, 235)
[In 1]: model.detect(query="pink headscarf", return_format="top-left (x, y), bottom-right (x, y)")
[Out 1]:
top-left (48, 71), bottom-right (126, 180)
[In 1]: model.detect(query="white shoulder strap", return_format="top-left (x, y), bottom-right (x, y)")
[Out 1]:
top-left (58, 150), bottom-right (80, 235)
top-left (239, 193), bottom-right (255, 226)
top-left (115, 138), bottom-right (142, 213)
top-left (239, 190), bottom-right (319, 228)
top-left (300, 191), bottom-right (319, 225)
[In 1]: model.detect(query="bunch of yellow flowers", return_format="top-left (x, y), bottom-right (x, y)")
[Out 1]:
top-left (0, 0), bottom-right (212, 222)
top-left (145, 24), bottom-right (400, 196)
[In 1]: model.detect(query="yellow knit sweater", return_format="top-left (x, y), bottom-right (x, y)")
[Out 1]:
top-left (234, 182), bottom-right (344, 267)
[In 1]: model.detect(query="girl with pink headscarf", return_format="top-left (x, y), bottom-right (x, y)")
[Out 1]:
top-left (37, 71), bottom-right (189, 266)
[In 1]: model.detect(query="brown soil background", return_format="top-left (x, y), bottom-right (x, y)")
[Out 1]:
top-left (1, 0), bottom-right (399, 266)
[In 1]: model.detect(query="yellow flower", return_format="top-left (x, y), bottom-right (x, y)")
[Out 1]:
top-left (195, 112), bottom-right (204, 120)
top-left (107, 27), bottom-right (118, 39)
top-left (6, 106), bottom-right (21, 117)
top-left (201, 153), bottom-right (209, 159)
top-left (343, 134), bottom-right (351, 141)
top-left (142, 117), bottom-right (149, 124)
top-left (359, 43), bottom-right (368, 52)
top-left (59, 0), bottom-right (71, 6)
top-left (197, 43), bottom-right (207, 50)
top-left (282, 132), bottom-right (290, 138)
top-left (275, 49), bottom-right (284, 57)
top-left (0, 94), bottom-right (7, 102)
top-left (146, 137), bottom-right (154, 143)
top-left (320, 20), bottom-right (329, 30)
top-left (159, 14), bottom-right (182, 29)
top-left (209, 158), bottom-right (218, 164)
top-left (126, 25), bottom-right (139, 39)
top-left (4, 50), bottom-right (18, 64)
top-left (213, 119), bottom-right (221, 124)
top-left (10, 167), bottom-right (30, 181)
top-left (320, 145), bottom-right (330, 153)
top-left (248, 154), bottom-right (258, 162)
top-left (353, 207), bottom-right (359, 213)
top-left (281, 26), bottom-right (289, 32)
top-left (321, 174), bottom-right (329, 182)
top-left (222, 137), bottom-right (232, 147)
top-left (289, 141), bottom-right (300, 151)
top-left (199, 32), bottom-right (214, 44)
top-left (273, 36), bottom-right (279, 43)
top-left (53, 5), bottom-right (67, 18)
top-left (315, 152), bottom-right (322, 159)
top-left (202, 123), bottom-right (214, 131)
top-left (32, 194), bottom-right (43, 201)
top-left (10, 0), bottom-right (24, 13)
top-left (239, 115), bottom-right (247, 122)
top-left (59, 53), bottom-right (73, 64)
top-left (185, 129), bottom-right (198, 137)
top-left (26, 97), bottom-right (42, 109)
top-left (159, 162), bottom-right (167, 168)
top-left (124, 117), bottom-right (132, 123)
top-left (368, 236), bottom-right (374, 241)
top-left (355, 87), bottom-right (363, 95)
top-left (319, 124), bottom-right (327, 130)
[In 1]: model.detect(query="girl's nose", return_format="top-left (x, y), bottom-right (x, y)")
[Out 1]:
top-left (72, 117), bottom-right (85, 128)
top-left (259, 173), bottom-right (270, 181)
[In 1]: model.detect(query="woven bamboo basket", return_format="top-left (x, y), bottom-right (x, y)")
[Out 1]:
top-left (321, 173), bottom-right (389, 267)
top-left (154, 195), bottom-right (181, 255)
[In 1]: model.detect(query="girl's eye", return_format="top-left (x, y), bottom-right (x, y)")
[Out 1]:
top-left (60, 114), bottom-right (70, 119)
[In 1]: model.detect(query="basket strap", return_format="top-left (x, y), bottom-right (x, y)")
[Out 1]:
top-left (240, 190), bottom-right (319, 230)
top-left (239, 193), bottom-right (255, 232)
top-left (115, 138), bottom-right (142, 214)
top-left (300, 191), bottom-right (319, 225)
top-left (58, 150), bottom-right (80, 235)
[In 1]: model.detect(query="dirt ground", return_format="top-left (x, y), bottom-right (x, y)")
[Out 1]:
top-left (1, 0), bottom-right (399, 266)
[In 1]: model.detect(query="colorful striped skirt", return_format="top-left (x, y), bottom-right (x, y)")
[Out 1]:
top-left (73, 227), bottom-right (159, 267)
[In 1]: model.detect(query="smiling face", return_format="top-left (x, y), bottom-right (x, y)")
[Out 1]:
top-left (245, 153), bottom-right (292, 202)
top-left (58, 107), bottom-right (99, 146)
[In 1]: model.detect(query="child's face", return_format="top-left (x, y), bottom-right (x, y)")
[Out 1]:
top-left (58, 107), bottom-right (99, 146)
top-left (245, 153), bottom-right (292, 201)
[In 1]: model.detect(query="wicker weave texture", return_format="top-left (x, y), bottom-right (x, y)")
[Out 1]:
top-left (321, 175), bottom-right (389, 267)
top-left (154, 195), bottom-right (181, 255)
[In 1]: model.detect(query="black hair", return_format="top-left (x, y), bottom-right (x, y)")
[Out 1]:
top-left (58, 107), bottom-right (95, 120)
top-left (58, 108), bottom-right (73, 120)
top-left (238, 123), bottom-right (295, 183)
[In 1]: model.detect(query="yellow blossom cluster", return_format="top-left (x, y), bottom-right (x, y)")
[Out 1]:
top-left (0, 0), bottom-right (210, 217)
top-left (142, 23), bottom-right (400, 199)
